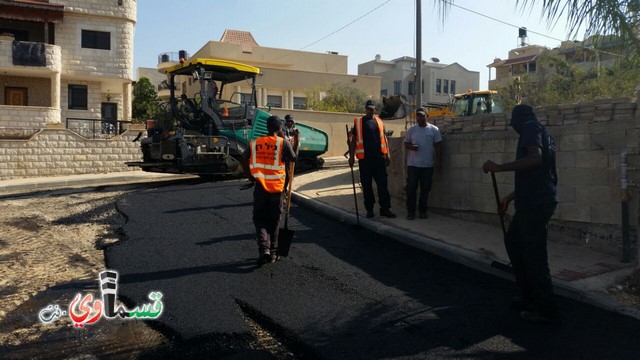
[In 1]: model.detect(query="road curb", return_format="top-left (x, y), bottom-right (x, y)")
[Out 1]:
top-left (291, 190), bottom-right (640, 321)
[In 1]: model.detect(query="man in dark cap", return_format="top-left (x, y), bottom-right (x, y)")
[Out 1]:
top-left (348, 100), bottom-right (396, 218)
top-left (482, 104), bottom-right (559, 324)
top-left (243, 115), bottom-right (297, 266)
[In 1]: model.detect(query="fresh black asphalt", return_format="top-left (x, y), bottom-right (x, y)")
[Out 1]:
top-left (106, 180), bottom-right (640, 359)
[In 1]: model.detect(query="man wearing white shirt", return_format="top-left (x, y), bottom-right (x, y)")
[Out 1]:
top-left (404, 108), bottom-right (442, 220)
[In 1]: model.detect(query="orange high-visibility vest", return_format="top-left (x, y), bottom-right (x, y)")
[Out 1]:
top-left (354, 115), bottom-right (388, 160)
top-left (249, 135), bottom-right (286, 193)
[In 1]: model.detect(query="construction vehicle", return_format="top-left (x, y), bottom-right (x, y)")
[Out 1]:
top-left (379, 90), bottom-right (504, 121)
top-left (449, 90), bottom-right (504, 117)
top-left (126, 58), bottom-right (328, 178)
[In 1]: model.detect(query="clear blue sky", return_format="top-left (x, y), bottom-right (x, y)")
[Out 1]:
top-left (134, 0), bottom-right (584, 88)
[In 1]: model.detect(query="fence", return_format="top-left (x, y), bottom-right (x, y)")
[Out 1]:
top-left (66, 118), bottom-right (132, 139)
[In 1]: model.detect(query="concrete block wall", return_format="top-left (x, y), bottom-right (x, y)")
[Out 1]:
top-left (0, 127), bottom-right (142, 180)
top-left (388, 97), bottom-right (640, 257)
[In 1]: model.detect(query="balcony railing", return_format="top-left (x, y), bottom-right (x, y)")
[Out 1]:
top-left (66, 118), bottom-right (132, 139)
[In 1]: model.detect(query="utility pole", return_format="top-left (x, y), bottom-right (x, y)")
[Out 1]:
top-left (416, 0), bottom-right (422, 109)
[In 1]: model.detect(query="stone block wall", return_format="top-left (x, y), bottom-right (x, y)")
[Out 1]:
top-left (0, 127), bottom-right (142, 180)
top-left (57, 14), bottom-right (134, 80)
top-left (0, 106), bottom-right (60, 129)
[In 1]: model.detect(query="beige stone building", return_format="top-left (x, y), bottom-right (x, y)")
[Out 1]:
top-left (487, 35), bottom-right (625, 89)
top-left (358, 55), bottom-right (480, 107)
top-left (157, 29), bottom-right (380, 109)
top-left (0, 0), bottom-right (136, 136)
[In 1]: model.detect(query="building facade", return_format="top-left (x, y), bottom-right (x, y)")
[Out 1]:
top-left (487, 35), bottom-right (625, 89)
top-left (358, 55), bottom-right (480, 107)
top-left (0, 0), bottom-right (136, 136)
top-left (155, 29), bottom-right (380, 110)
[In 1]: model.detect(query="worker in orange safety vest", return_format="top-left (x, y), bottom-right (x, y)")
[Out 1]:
top-left (348, 100), bottom-right (396, 219)
top-left (243, 115), bottom-right (297, 266)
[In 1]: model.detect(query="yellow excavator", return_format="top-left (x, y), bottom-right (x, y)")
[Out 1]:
top-left (379, 90), bottom-right (504, 121)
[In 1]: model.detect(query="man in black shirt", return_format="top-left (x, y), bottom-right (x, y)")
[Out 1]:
top-left (482, 104), bottom-right (559, 324)
top-left (348, 100), bottom-right (396, 218)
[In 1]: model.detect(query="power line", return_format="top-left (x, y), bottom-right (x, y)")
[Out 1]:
top-left (268, 0), bottom-right (391, 63)
top-left (443, 0), bottom-right (624, 57)
top-left (442, 0), bottom-right (565, 43)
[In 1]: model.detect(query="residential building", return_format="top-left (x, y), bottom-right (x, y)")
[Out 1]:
top-left (487, 45), bottom-right (548, 89)
top-left (358, 55), bottom-right (480, 106)
top-left (487, 35), bottom-right (625, 89)
top-left (156, 29), bottom-right (380, 110)
top-left (0, 0), bottom-right (136, 135)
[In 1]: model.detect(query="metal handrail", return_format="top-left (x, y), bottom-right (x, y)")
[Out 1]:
top-left (65, 118), bottom-right (132, 139)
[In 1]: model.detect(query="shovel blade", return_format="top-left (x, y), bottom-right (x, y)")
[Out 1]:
top-left (278, 228), bottom-right (295, 257)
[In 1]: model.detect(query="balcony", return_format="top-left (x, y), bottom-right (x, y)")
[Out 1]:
top-left (0, 39), bottom-right (61, 74)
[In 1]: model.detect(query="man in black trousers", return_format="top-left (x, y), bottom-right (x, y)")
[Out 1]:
top-left (483, 104), bottom-right (559, 324)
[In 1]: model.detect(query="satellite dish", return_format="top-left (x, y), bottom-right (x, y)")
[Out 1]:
top-left (375, 54), bottom-right (381, 60)
top-left (430, 57), bottom-right (440, 63)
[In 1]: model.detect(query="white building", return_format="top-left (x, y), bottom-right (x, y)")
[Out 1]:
top-left (0, 0), bottom-right (136, 135)
top-left (358, 55), bottom-right (480, 106)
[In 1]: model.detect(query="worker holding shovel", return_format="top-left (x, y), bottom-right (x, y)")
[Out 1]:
top-left (482, 104), bottom-right (559, 324)
top-left (242, 116), bottom-right (297, 266)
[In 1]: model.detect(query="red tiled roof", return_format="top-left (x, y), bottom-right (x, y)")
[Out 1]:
top-left (219, 29), bottom-right (259, 53)
top-left (501, 55), bottom-right (537, 66)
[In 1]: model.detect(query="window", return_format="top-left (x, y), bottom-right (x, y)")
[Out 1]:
top-left (408, 81), bottom-right (415, 96)
top-left (528, 62), bottom-right (537, 73)
top-left (293, 97), bottom-right (307, 110)
top-left (267, 95), bottom-right (282, 108)
top-left (450, 80), bottom-right (456, 94)
top-left (393, 80), bottom-right (401, 95)
top-left (68, 85), bottom-right (88, 110)
top-left (240, 93), bottom-right (253, 106)
top-left (81, 30), bottom-right (110, 50)
top-left (436, 79), bottom-right (442, 94)
top-left (380, 89), bottom-right (388, 97)
top-left (443, 79), bottom-right (449, 94)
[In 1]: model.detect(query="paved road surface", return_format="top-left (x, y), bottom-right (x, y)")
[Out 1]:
top-left (106, 180), bottom-right (640, 359)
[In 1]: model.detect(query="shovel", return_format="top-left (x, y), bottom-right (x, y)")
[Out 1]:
top-left (489, 171), bottom-right (513, 274)
top-left (278, 161), bottom-right (296, 257)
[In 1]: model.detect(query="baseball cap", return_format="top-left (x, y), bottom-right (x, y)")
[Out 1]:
top-left (365, 100), bottom-right (376, 109)
top-left (416, 108), bottom-right (427, 116)
top-left (284, 114), bottom-right (294, 121)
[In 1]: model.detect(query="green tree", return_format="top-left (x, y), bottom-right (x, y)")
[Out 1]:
top-left (305, 82), bottom-right (371, 113)
top-left (132, 77), bottom-right (158, 123)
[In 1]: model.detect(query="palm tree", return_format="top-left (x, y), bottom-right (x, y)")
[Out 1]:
top-left (435, 0), bottom-right (640, 55)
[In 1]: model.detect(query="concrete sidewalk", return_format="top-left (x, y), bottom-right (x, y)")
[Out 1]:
top-left (0, 162), bottom-right (638, 320)
top-left (292, 158), bottom-right (640, 320)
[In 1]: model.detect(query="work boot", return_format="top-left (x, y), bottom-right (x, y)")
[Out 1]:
top-left (257, 252), bottom-right (271, 266)
top-left (380, 209), bottom-right (397, 218)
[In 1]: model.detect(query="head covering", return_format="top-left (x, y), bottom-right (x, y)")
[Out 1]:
top-left (365, 100), bottom-right (376, 110)
top-left (416, 108), bottom-right (427, 116)
top-left (266, 115), bottom-right (281, 131)
top-left (284, 114), bottom-right (293, 121)
top-left (510, 104), bottom-right (537, 134)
